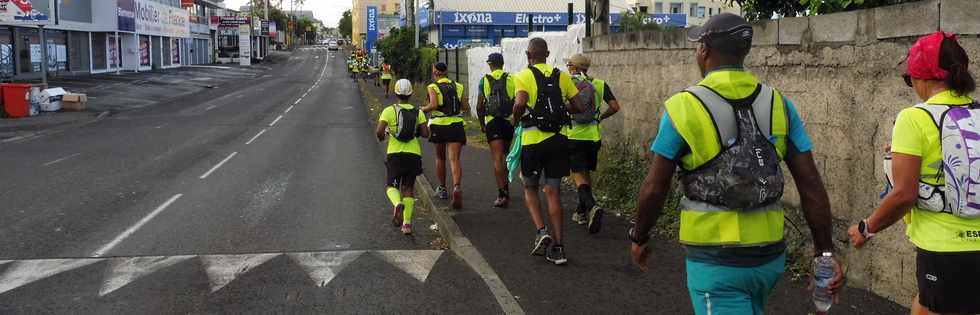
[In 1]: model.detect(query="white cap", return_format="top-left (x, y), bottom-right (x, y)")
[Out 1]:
top-left (394, 79), bottom-right (413, 96)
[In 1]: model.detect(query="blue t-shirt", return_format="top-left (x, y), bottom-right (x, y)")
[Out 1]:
top-left (651, 96), bottom-right (812, 159)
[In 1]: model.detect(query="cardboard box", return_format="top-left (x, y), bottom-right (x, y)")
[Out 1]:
top-left (62, 93), bottom-right (87, 111)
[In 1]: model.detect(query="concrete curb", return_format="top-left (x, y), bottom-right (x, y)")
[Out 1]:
top-left (415, 175), bottom-right (526, 315)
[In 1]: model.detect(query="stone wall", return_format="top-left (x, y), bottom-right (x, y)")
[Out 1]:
top-left (583, 0), bottom-right (980, 306)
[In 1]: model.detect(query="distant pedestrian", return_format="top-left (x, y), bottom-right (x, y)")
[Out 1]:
top-left (512, 38), bottom-right (585, 265)
top-left (381, 62), bottom-right (393, 98)
top-left (848, 31), bottom-right (980, 315)
top-left (375, 79), bottom-right (429, 235)
top-left (563, 53), bottom-right (621, 234)
top-left (422, 62), bottom-right (470, 209)
top-left (628, 13), bottom-right (843, 314)
top-left (476, 53), bottom-right (516, 208)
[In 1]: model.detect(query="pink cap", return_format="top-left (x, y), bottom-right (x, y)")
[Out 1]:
top-left (907, 31), bottom-right (957, 81)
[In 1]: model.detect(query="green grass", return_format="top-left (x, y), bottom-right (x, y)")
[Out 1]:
top-left (592, 141), bottom-right (683, 237)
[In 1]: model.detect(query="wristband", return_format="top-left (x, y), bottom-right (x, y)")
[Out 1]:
top-left (628, 227), bottom-right (649, 245)
top-left (858, 219), bottom-right (875, 239)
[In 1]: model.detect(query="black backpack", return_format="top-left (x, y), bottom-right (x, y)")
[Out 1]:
top-left (392, 105), bottom-right (420, 142)
top-left (522, 67), bottom-right (571, 132)
top-left (485, 73), bottom-right (513, 118)
top-left (436, 81), bottom-right (461, 117)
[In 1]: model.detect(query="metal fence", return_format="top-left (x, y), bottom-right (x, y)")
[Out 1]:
top-left (436, 48), bottom-right (468, 87)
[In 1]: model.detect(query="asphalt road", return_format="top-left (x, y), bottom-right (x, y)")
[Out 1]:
top-left (0, 47), bottom-right (499, 314)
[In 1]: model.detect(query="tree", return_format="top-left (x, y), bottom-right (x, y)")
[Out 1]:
top-left (726, 0), bottom-right (921, 21)
top-left (376, 27), bottom-right (427, 81)
top-left (338, 10), bottom-right (352, 39)
top-left (619, 10), bottom-right (663, 33)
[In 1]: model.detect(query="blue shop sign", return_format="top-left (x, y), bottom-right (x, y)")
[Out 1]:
top-left (437, 11), bottom-right (586, 26)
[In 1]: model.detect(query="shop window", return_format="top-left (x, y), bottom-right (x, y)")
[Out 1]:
top-left (670, 3), bottom-right (683, 14)
top-left (0, 28), bottom-right (11, 78)
top-left (17, 28), bottom-right (39, 74)
top-left (92, 33), bottom-right (107, 70)
top-left (689, 2), bottom-right (698, 16)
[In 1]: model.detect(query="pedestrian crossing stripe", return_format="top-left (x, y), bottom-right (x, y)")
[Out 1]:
top-left (100, 255), bottom-right (195, 296)
top-left (288, 251), bottom-right (365, 287)
top-left (0, 250), bottom-right (443, 296)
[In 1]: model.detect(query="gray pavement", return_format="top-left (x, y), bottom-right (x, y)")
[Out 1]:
top-left (0, 47), bottom-right (499, 314)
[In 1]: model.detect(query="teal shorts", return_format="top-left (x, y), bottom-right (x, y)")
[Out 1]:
top-left (686, 253), bottom-right (785, 315)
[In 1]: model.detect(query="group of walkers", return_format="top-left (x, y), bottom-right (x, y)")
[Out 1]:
top-left (371, 12), bottom-right (979, 315)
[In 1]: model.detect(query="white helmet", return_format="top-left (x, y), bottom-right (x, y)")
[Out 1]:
top-left (394, 79), bottom-right (413, 96)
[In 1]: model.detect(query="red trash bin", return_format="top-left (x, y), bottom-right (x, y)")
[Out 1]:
top-left (2, 83), bottom-right (32, 118)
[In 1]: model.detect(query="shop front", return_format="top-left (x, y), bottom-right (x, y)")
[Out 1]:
top-left (123, 0), bottom-right (189, 71)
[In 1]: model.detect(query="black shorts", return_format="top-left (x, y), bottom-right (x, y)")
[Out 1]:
top-left (386, 153), bottom-right (422, 187)
top-left (382, 78), bottom-right (391, 85)
top-left (429, 122), bottom-right (467, 144)
top-left (485, 118), bottom-right (514, 142)
top-left (521, 134), bottom-right (570, 181)
top-left (916, 248), bottom-right (980, 313)
top-left (569, 139), bottom-right (601, 172)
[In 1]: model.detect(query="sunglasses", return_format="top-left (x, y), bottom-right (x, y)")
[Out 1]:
top-left (902, 74), bottom-right (913, 87)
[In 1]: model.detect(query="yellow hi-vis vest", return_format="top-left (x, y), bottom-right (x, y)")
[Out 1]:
top-left (666, 84), bottom-right (790, 246)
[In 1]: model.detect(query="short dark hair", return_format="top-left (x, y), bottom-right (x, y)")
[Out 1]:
top-left (704, 35), bottom-right (751, 61)
top-left (434, 62), bottom-right (448, 72)
top-left (528, 38), bottom-right (549, 60)
top-left (939, 37), bottom-right (976, 95)
top-left (489, 60), bottom-right (504, 68)
top-left (396, 94), bottom-right (412, 101)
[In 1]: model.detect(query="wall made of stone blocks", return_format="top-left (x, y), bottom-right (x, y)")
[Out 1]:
top-left (583, 0), bottom-right (980, 307)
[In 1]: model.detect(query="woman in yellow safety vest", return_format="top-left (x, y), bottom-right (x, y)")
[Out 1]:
top-left (849, 31), bottom-right (979, 315)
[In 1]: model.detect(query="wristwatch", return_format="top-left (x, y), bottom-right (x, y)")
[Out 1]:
top-left (628, 226), bottom-right (649, 245)
top-left (858, 219), bottom-right (875, 239)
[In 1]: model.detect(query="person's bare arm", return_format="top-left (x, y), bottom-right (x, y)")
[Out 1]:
top-left (600, 99), bottom-right (621, 121)
top-left (567, 91), bottom-right (585, 114)
top-left (419, 122), bottom-right (430, 139)
top-left (849, 152), bottom-right (920, 247)
top-left (422, 87), bottom-right (439, 113)
top-left (785, 150), bottom-right (844, 294)
top-left (477, 92), bottom-right (487, 130)
top-left (629, 153), bottom-right (677, 271)
top-left (512, 91), bottom-right (529, 127)
top-left (375, 121), bottom-right (388, 142)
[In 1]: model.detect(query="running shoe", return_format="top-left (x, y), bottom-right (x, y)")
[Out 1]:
top-left (493, 195), bottom-right (509, 208)
top-left (547, 245), bottom-right (568, 265)
top-left (571, 211), bottom-right (587, 225)
top-left (401, 224), bottom-right (413, 235)
top-left (451, 187), bottom-right (463, 209)
top-left (530, 234), bottom-right (553, 256)
top-left (587, 206), bottom-right (604, 234)
top-left (435, 186), bottom-right (449, 200)
top-left (392, 204), bottom-right (404, 227)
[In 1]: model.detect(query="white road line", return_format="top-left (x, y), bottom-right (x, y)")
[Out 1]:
top-left (269, 115), bottom-right (284, 127)
top-left (92, 194), bottom-right (183, 257)
top-left (153, 124), bottom-right (167, 129)
top-left (199, 152), bottom-right (237, 179)
top-left (245, 129), bottom-right (267, 145)
top-left (285, 105), bottom-right (294, 113)
top-left (205, 105), bottom-right (217, 111)
top-left (293, 99), bottom-right (302, 105)
top-left (42, 153), bottom-right (81, 166)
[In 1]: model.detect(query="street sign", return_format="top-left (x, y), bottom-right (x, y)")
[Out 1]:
top-left (366, 6), bottom-right (377, 50)
top-left (0, 0), bottom-right (54, 25)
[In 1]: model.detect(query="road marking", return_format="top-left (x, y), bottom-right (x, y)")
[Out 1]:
top-left (0, 259), bottom-right (104, 294)
top-left (153, 124), bottom-right (167, 129)
top-left (100, 255), bottom-right (194, 296)
top-left (374, 250), bottom-right (443, 283)
top-left (293, 98), bottom-right (302, 105)
top-left (42, 153), bottom-right (81, 166)
top-left (285, 105), bottom-right (294, 113)
top-left (288, 251), bottom-right (364, 287)
top-left (205, 105), bottom-right (217, 111)
top-left (245, 129), bottom-right (267, 145)
top-left (269, 115), bottom-right (284, 127)
top-left (200, 253), bottom-right (280, 292)
top-left (92, 194), bottom-right (183, 257)
top-left (199, 152), bottom-right (237, 179)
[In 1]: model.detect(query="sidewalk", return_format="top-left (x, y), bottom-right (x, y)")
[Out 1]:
top-left (0, 57), bottom-right (277, 142)
top-left (358, 79), bottom-right (908, 314)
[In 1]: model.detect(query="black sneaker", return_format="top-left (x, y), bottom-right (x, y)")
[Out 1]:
top-left (546, 245), bottom-right (568, 265)
top-left (530, 234), bottom-right (552, 256)
top-left (587, 206), bottom-right (604, 234)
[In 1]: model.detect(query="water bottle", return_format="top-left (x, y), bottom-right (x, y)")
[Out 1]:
top-left (812, 252), bottom-right (835, 314)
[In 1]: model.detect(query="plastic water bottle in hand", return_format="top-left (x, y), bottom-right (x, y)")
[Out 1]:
top-left (812, 252), bottom-right (835, 314)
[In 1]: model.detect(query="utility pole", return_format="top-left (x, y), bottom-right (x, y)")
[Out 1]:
top-left (593, 0), bottom-right (610, 36)
top-left (408, 0), bottom-right (418, 48)
top-left (264, 0), bottom-right (269, 52)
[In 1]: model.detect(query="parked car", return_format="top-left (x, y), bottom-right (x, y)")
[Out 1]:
top-left (328, 41), bottom-right (339, 51)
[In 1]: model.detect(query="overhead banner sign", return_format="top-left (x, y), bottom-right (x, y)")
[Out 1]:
top-left (0, 0), bottom-right (54, 24)
top-left (117, 0), bottom-right (136, 32)
top-left (435, 11), bottom-right (687, 28)
top-left (214, 16), bottom-right (250, 27)
top-left (365, 6), bottom-right (377, 50)
top-left (135, 0), bottom-right (190, 38)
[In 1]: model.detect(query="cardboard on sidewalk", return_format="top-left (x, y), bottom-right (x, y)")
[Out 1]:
top-left (62, 93), bottom-right (87, 111)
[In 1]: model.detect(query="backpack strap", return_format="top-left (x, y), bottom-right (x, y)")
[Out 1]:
top-left (914, 103), bottom-right (949, 130)
top-left (685, 85), bottom-right (775, 147)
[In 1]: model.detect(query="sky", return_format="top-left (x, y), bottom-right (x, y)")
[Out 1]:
top-left (223, 0), bottom-right (353, 27)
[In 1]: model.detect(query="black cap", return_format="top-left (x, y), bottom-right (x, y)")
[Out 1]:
top-left (687, 13), bottom-right (753, 43)
top-left (487, 53), bottom-right (504, 64)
